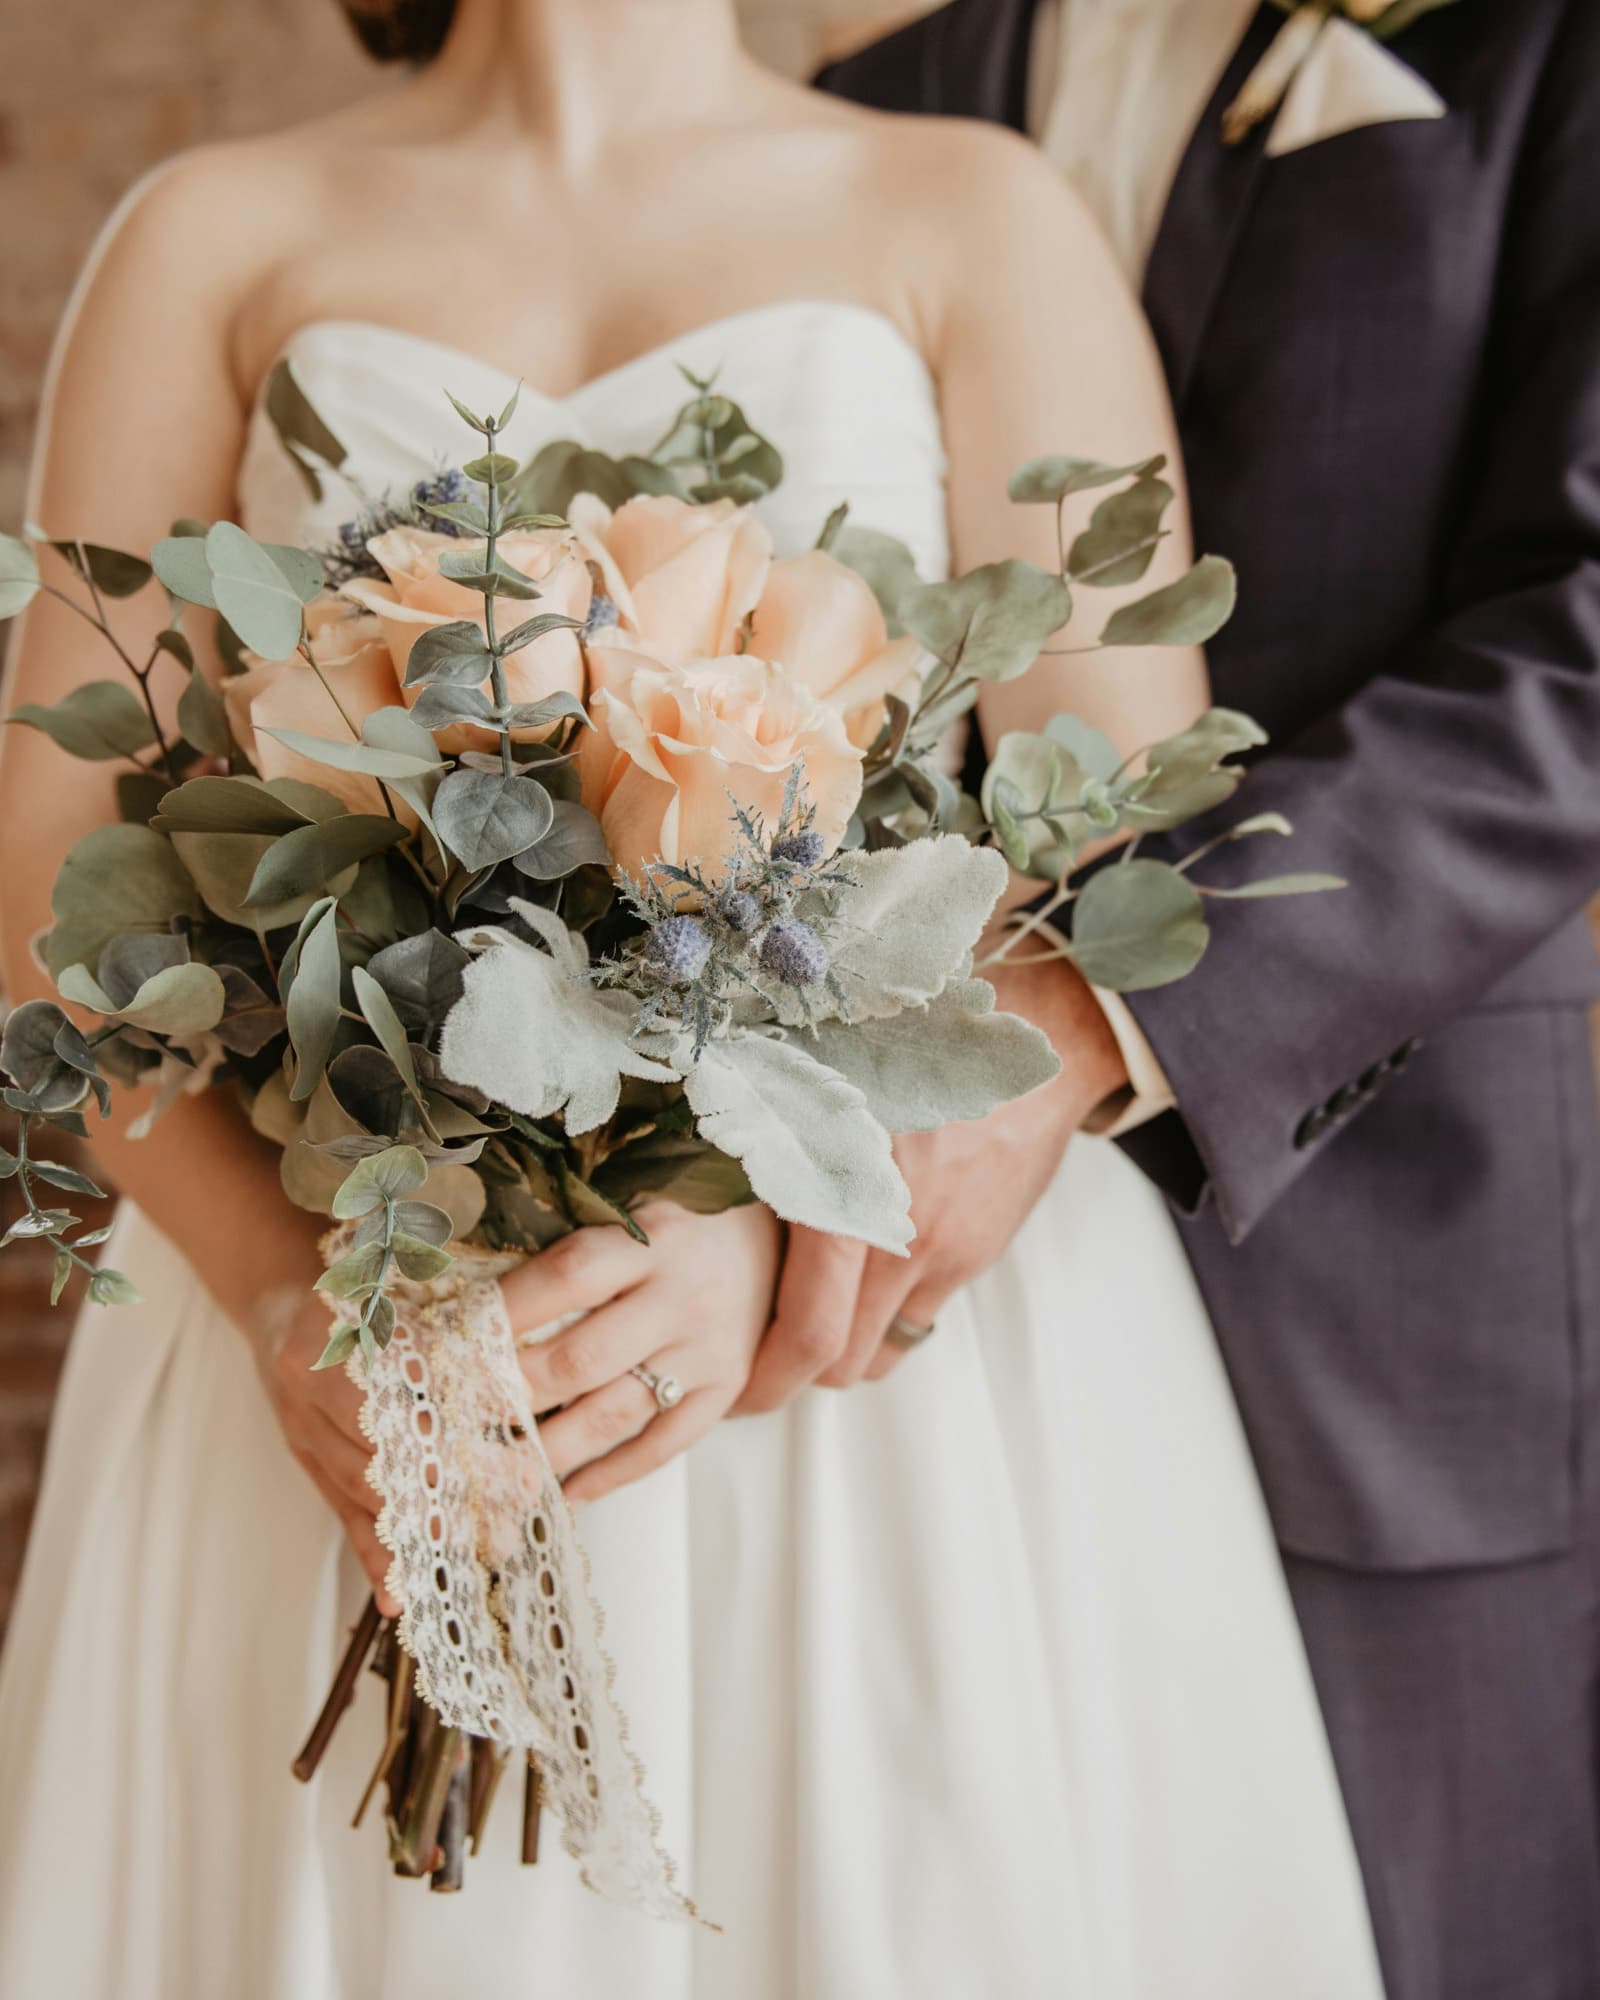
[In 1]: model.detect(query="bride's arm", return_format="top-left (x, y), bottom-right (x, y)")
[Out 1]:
top-left (743, 127), bottom-right (1209, 1410)
top-left (0, 158), bottom-right (393, 1603)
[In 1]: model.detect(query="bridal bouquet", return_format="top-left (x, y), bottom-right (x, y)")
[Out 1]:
top-left (0, 366), bottom-right (1331, 1913)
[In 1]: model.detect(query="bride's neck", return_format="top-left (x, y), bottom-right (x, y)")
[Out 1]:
top-left (428, 0), bottom-right (751, 164)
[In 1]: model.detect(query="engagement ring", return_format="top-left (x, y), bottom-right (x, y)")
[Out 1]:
top-left (631, 1365), bottom-right (685, 1411)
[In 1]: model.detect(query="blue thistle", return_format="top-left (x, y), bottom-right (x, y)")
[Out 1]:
top-left (412, 468), bottom-right (470, 534)
top-left (720, 890), bottom-right (762, 935)
top-left (761, 918), bottom-right (828, 988)
top-left (585, 594), bottom-right (621, 638)
top-left (646, 916), bottom-right (712, 985)
top-left (772, 830), bottom-right (827, 870)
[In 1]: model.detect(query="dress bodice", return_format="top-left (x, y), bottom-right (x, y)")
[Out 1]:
top-left (236, 299), bottom-right (951, 584)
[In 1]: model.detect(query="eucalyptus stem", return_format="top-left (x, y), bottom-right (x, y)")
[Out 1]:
top-left (978, 876), bottom-right (1078, 970)
top-left (480, 418), bottom-right (516, 782)
top-left (41, 576), bottom-right (181, 784)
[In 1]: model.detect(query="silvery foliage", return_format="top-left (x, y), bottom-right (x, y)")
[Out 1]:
top-left (441, 899), bottom-right (677, 1136)
top-left (439, 828), bottom-right (1055, 1254)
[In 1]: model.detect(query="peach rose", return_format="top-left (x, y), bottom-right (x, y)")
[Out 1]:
top-left (570, 494), bottom-right (772, 665)
top-left (747, 551), bottom-right (925, 749)
top-left (224, 598), bottom-right (405, 817)
top-left (343, 524), bottom-right (591, 752)
top-left (581, 644), bottom-right (863, 887)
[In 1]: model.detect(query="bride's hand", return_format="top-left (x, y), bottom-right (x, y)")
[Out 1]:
top-left (502, 1202), bottom-right (782, 1503)
top-left (250, 1291), bottom-right (397, 1615)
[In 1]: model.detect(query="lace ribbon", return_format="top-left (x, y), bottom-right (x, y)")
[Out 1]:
top-left (326, 1232), bottom-right (700, 1922)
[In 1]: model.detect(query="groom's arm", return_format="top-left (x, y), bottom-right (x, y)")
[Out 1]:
top-left (1123, 0), bottom-right (1600, 1240)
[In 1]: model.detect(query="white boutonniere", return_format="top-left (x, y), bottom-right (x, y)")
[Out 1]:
top-left (1223, 0), bottom-right (1460, 146)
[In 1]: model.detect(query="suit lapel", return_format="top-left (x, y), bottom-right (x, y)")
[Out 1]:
top-left (1142, 5), bottom-right (1284, 411)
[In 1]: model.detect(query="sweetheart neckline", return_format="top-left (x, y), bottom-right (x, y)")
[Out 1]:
top-left (256, 297), bottom-right (938, 416)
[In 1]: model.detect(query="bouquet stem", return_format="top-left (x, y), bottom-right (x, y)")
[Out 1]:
top-left (292, 1596), bottom-right (384, 1783)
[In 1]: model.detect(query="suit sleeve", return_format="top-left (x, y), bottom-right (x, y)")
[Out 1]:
top-left (1119, 0), bottom-right (1600, 1240)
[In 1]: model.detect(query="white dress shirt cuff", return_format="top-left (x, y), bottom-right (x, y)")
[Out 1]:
top-left (1082, 986), bottom-right (1177, 1139)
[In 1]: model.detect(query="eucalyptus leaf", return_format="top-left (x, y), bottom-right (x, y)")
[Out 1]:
top-left (87, 1269), bottom-right (142, 1307)
top-left (50, 541), bottom-right (153, 599)
top-left (462, 451), bottom-right (519, 486)
top-left (28, 1158), bottom-right (108, 1198)
top-left (177, 666), bottom-right (233, 758)
top-left (506, 440), bottom-right (682, 518)
top-left (316, 1244), bottom-right (387, 1299)
top-left (9, 681), bottom-right (157, 762)
top-left (1100, 555), bottom-right (1237, 649)
top-left (391, 1198), bottom-right (454, 1247)
top-left (434, 769), bottom-right (555, 870)
top-left (510, 798), bottom-right (610, 880)
top-left (1007, 454), bottom-right (1165, 505)
top-left (59, 959), bottom-right (226, 1037)
top-left (44, 824), bottom-right (202, 982)
top-left (364, 931), bottom-right (471, 1030)
top-left (171, 829), bottom-right (355, 931)
top-left (351, 965), bottom-right (425, 1108)
top-left (1069, 860), bottom-right (1209, 993)
top-left (150, 536), bottom-right (217, 610)
top-left (331, 1143), bottom-right (430, 1218)
top-left (496, 611), bottom-right (585, 655)
top-left (436, 549), bottom-right (541, 600)
top-left (244, 815), bottom-right (406, 909)
top-left (1067, 475), bottom-right (1175, 586)
top-left (403, 621), bottom-right (495, 689)
top-left (1198, 873), bottom-right (1346, 899)
top-left (829, 526), bottom-right (923, 638)
top-left (903, 561), bottom-right (1072, 683)
top-left (151, 774), bottom-right (339, 836)
top-left (263, 358), bottom-right (348, 503)
top-left (1, 1001), bottom-right (87, 1111)
top-left (205, 522), bottom-right (305, 660)
top-left (407, 684), bottom-right (493, 728)
top-left (285, 897), bottom-right (343, 1101)
top-left (391, 1234), bottom-right (452, 1281)
top-left (0, 532), bottom-right (41, 618)
top-left (261, 725), bottom-right (444, 783)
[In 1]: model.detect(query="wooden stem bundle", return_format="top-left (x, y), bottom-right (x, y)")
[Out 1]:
top-left (292, 1596), bottom-right (541, 1893)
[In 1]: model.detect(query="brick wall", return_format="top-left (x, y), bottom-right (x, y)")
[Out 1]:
top-left (0, 1), bottom-right (925, 1636)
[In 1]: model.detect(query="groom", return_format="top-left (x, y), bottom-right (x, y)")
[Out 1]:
top-left (757, 4), bottom-right (1600, 1995)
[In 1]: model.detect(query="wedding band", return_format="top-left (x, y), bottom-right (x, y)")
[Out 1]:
top-left (630, 1365), bottom-right (685, 1411)
top-left (885, 1314), bottom-right (936, 1352)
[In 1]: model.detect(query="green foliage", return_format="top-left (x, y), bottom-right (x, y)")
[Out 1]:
top-left (284, 897), bottom-right (343, 1102)
top-left (263, 358), bottom-right (348, 502)
top-left (1068, 474), bottom-right (1175, 585)
top-left (433, 768), bottom-right (555, 870)
top-left (0, 533), bottom-right (41, 618)
top-left (1068, 860), bottom-right (1209, 992)
top-left (1099, 554), bottom-right (1237, 648)
top-left (829, 524), bottom-right (922, 638)
top-left (9, 682), bottom-right (156, 762)
top-left (1007, 453), bottom-right (1165, 504)
top-left (244, 815), bottom-right (407, 909)
top-left (903, 561), bottom-right (1073, 683)
top-left (44, 824), bottom-right (202, 983)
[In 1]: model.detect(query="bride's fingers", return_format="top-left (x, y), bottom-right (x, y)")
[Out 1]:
top-left (562, 1389), bottom-right (718, 1506)
top-left (310, 1407), bottom-right (380, 1518)
top-left (518, 1293), bottom-right (664, 1417)
top-left (499, 1225), bottom-right (653, 1343)
top-left (537, 1370), bottom-right (659, 1481)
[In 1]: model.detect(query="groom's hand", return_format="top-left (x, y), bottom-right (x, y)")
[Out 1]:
top-left (735, 955), bottom-right (1130, 1412)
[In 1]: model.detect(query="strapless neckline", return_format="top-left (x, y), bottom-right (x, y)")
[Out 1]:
top-left (256, 297), bottom-right (936, 416)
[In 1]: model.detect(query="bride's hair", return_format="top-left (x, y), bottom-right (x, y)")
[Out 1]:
top-left (336, 0), bottom-right (456, 62)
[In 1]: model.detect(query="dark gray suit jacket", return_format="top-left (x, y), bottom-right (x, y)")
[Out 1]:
top-left (820, 0), bottom-right (1600, 1573)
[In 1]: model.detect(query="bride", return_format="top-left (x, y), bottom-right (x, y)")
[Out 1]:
top-left (0, 2), bottom-right (1385, 1994)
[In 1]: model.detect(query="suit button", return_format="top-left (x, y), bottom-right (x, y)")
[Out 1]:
top-left (1358, 1060), bottom-right (1391, 1092)
top-left (1391, 1037), bottom-right (1423, 1071)
top-left (1295, 1107), bottom-right (1332, 1149)
top-left (1330, 1083), bottom-right (1363, 1118)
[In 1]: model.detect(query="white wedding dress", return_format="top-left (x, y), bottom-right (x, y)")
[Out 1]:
top-left (0, 302), bottom-right (1385, 2000)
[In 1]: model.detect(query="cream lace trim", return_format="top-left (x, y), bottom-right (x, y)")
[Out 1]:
top-left (327, 1233), bottom-right (700, 1922)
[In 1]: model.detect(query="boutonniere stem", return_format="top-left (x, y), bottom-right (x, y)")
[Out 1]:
top-left (1222, 0), bottom-right (1451, 147)
top-left (1223, 2), bottom-right (1336, 147)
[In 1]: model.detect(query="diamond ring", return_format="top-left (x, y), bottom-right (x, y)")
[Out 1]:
top-left (630, 1365), bottom-right (685, 1412)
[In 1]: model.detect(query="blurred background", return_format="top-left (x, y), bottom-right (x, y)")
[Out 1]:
top-left (0, 0), bottom-right (930, 1636)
